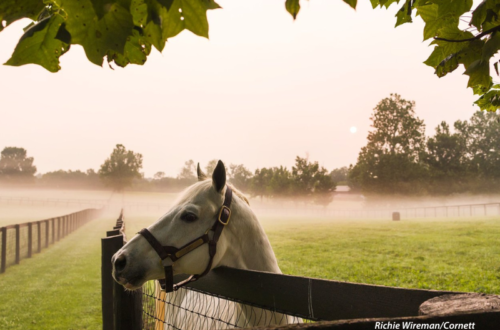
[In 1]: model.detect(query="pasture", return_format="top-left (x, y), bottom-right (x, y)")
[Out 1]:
top-left (0, 211), bottom-right (499, 329)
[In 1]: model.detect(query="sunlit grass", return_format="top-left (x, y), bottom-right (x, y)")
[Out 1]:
top-left (0, 217), bottom-right (114, 330)
top-left (1, 213), bottom-right (499, 330)
top-left (263, 216), bottom-right (500, 294)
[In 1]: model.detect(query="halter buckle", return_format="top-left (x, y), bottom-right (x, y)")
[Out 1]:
top-left (218, 206), bottom-right (231, 225)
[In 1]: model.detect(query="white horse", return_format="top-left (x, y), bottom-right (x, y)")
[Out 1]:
top-left (112, 160), bottom-right (294, 329)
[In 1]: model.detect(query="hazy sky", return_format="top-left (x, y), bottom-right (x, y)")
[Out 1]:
top-left (0, 0), bottom-right (479, 177)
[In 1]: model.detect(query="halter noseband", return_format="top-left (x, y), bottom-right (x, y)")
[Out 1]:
top-left (138, 186), bottom-right (232, 292)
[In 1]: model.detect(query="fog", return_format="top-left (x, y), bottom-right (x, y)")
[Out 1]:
top-left (1, 186), bottom-right (498, 227)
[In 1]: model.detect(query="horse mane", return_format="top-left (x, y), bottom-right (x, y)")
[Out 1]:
top-left (227, 184), bottom-right (250, 205)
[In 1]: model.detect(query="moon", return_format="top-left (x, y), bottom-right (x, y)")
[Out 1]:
top-left (350, 126), bottom-right (357, 134)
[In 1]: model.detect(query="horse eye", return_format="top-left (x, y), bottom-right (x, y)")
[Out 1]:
top-left (181, 212), bottom-right (198, 222)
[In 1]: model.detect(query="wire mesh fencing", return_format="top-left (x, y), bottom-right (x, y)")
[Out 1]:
top-left (141, 281), bottom-right (308, 330)
top-left (0, 208), bottom-right (102, 273)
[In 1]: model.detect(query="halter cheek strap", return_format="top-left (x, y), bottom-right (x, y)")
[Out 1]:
top-left (138, 186), bottom-right (233, 293)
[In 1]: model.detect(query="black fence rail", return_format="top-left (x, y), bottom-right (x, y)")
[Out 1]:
top-left (0, 208), bottom-right (101, 274)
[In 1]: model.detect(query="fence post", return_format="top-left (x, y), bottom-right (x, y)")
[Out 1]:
top-left (102, 234), bottom-right (123, 330)
top-left (57, 217), bottom-right (61, 241)
top-left (113, 263), bottom-right (142, 330)
top-left (37, 221), bottom-right (41, 253)
top-left (15, 224), bottom-right (20, 264)
top-left (46, 220), bottom-right (50, 248)
top-left (52, 219), bottom-right (56, 244)
top-left (1, 227), bottom-right (6, 273)
top-left (102, 225), bottom-right (142, 330)
top-left (28, 222), bottom-right (33, 258)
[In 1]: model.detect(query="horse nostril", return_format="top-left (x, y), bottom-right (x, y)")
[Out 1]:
top-left (115, 254), bottom-right (127, 272)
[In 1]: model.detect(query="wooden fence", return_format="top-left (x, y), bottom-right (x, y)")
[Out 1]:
top-left (0, 208), bottom-right (101, 274)
top-left (101, 211), bottom-right (142, 330)
top-left (102, 211), bottom-right (500, 330)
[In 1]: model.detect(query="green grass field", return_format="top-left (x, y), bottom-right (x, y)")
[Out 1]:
top-left (0, 217), bottom-right (115, 330)
top-left (263, 216), bottom-right (500, 294)
top-left (0, 214), bottom-right (499, 329)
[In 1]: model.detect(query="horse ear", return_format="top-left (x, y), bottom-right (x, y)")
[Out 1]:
top-left (212, 160), bottom-right (226, 192)
top-left (197, 163), bottom-right (207, 181)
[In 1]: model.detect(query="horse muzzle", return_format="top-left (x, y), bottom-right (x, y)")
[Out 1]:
top-left (111, 251), bottom-right (144, 290)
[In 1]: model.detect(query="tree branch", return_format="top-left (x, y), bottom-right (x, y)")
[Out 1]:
top-left (434, 25), bottom-right (500, 43)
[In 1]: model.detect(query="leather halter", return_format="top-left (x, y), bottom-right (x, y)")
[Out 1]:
top-left (138, 186), bottom-right (232, 292)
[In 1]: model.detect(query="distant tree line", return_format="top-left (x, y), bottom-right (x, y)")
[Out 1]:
top-left (348, 94), bottom-right (500, 195)
top-left (0, 145), bottom-right (338, 205)
top-left (145, 157), bottom-right (336, 206)
top-left (3, 94), bottom-right (498, 198)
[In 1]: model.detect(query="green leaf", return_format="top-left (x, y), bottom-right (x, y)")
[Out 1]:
top-left (131, 0), bottom-right (149, 26)
top-left (89, 0), bottom-right (115, 19)
top-left (157, 0), bottom-right (175, 10)
top-left (435, 53), bottom-right (459, 77)
top-left (417, 4), bottom-right (442, 40)
top-left (471, 0), bottom-right (487, 31)
top-left (382, 0), bottom-right (399, 9)
top-left (342, 0), bottom-right (357, 10)
top-left (108, 29), bottom-right (151, 67)
top-left (5, 15), bottom-right (68, 72)
top-left (59, 0), bottom-right (135, 66)
top-left (203, 0), bottom-right (221, 10)
top-left (0, 0), bottom-right (45, 32)
top-left (144, 19), bottom-right (164, 51)
top-left (395, 0), bottom-right (412, 27)
top-left (475, 89), bottom-right (500, 111)
top-left (160, 0), bottom-right (211, 39)
top-left (435, 0), bottom-right (472, 21)
top-left (285, 0), bottom-right (300, 20)
top-left (464, 59), bottom-right (491, 89)
top-left (424, 39), bottom-right (469, 69)
top-left (482, 31), bottom-right (500, 60)
top-left (55, 23), bottom-right (72, 44)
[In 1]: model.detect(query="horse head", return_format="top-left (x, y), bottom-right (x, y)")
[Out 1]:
top-left (111, 160), bottom-right (280, 291)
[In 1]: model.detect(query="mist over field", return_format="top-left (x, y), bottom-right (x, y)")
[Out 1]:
top-left (1, 186), bottom-right (499, 228)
